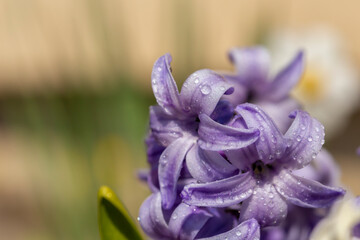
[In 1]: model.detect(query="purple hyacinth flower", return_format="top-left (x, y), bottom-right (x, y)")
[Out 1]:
top-left (138, 192), bottom-right (260, 240)
top-left (149, 54), bottom-right (260, 209)
top-left (222, 47), bottom-right (304, 133)
top-left (181, 103), bottom-right (345, 227)
top-left (261, 149), bottom-right (341, 239)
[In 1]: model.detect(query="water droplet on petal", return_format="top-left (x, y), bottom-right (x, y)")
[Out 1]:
top-left (157, 67), bottom-right (162, 72)
top-left (194, 78), bottom-right (199, 84)
top-left (200, 85), bottom-right (211, 95)
top-left (308, 137), bottom-right (313, 142)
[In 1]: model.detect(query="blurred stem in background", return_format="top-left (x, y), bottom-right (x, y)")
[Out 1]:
top-left (0, 79), bottom-right (153, 239)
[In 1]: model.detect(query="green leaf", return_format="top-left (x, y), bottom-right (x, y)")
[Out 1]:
top-left (98, 186), bottom-right (143, 240)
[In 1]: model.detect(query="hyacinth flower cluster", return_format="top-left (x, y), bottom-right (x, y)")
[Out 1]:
top-left (138, 48), bottom-right (345, 240)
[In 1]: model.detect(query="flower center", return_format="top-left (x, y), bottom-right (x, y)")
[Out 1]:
top-left (251, 160), bottom-right (274, 180)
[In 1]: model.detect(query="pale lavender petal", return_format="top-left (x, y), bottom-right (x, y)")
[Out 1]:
top-left (282, 110), bottom-right (325, 169)
top-left (180, 69), bottom-right (234, 116)
top-left (159, 137), bottom-right (195, 209)
top-left (294, 149), bottom-right (340, 186)
top-left (235, 103), bottom-right (286, 164)
top-left (198, 114), bottom-right (259, 151)
top-left (228, 47), bottom-right (270, 87)
top-left (353, 197), bottom-right (360, 237)
top-left (256, 98), bottom-right (300, 134)
top-left (138, 193), bottom-right (172, 239)
top-left (181, 172), bottom-right (256, 207)
top-left (150, 106), bottom-right (193, 146)
top-left (186, 145), bottom-right (238, 182)
top-left (225, 144), bottom-right (259, 170)
top-left (168, 203), bottom-right (212, 240)
top-left (198, 218), bottom-right (260, 240)
top-left (240, 183), bottom-right (288, 227)
top-left (274, 170), bottom-right (345, 208)
top-left (261, 51), bottom-right (304, 101)
top-left (151, 53), bottom-right (182, 115)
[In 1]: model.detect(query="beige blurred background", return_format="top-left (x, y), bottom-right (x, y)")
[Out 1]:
top-left (0, 0), bottom-right (359, 239)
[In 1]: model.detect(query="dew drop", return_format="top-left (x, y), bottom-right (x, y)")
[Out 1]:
top-left (236, 231), bottom-right (242, 236)
top-left (137, 217), bottom-right (141, 222)
top-left (194, 78), bottom-right (199, 84)
top-left (220, 86), bottom-right (225, 91)
top-left (157, 67), bottom-right (162, 72)
top-left (307, 137), bottom-right (313, 142)
top-left (172, 213), bottom-right (178, 220)
top-left (200, 85), bottom-right (212, 95)
top-left (296, 135), bottom-right (301, 142)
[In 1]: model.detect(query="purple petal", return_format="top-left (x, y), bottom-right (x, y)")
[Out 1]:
top-left (235, 103), bottom-right (286, 164)
top-left (159, 137), bottom-right (195, 209)
top-left (225, 144), bottom-right (259, 170)
top-left (150, 106), bottom-right (194, 146)
top-left (196, 209), bottom-right (238, 238)
top-left (274, 170), bottom-right (345, 208)
top-left (255, 98), bottom-right (300, 134)
top-left (197, 218), bottom-right (260, 240)
top-left (138, 193), bottom-right (172, 239)
top-left (180, 69), bottom-right (234, 116)
top-left (240, 183), bottom-right (288, 227)
top-left (294, 149), bottom-right (340, 186)
top-left (198, 114), bottom-right (259, 151)
top-left (168, 203), bottom-right (212, 240)
top-left (145, 133), bottom-right (165, 164)
top-left (151, 54), bottom-right (183, 116)
top-left (181, 172), bottom-right (256, 207)
top-left (228, 47), bottom-right (270, 87)
top-left (210, 100), bottom-right (234, 124)
top-left (261, 51), bottom-right (304, 101)
top-left (282, 110), bottom-right (325, 169)
top-left (186, 145), bottom-right (238, 182)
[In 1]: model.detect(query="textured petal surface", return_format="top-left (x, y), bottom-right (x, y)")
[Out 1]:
top-left (274, 170), bottom-right (345, 208)
top-left (151, 53), bottom-right (182, 115)
top-left (282, 110), bottom-right (325, 169)
top-left (186, 145), bottom-right (238, 182)
top-left (181, 172), bottom-right (256, 207)
top-left (149, 106), bottom-right (193, 147)
top-left (168, 203), bottom-right (212, 240)
top-left (180, 69), bottom-right (234, 116)
top-left (198, 218), bottom-right (260, 240)
top-left (138, 193), bottom-right (171, 239)
top-left (235, 104), bottom-right (286, 164)
top-left (240, 183), bottom-right (288, 227)
top-left (261, 51), bottom-right (304, 101)
top-left (198, 114), bottom-right (259, 151)
top-left (159, 137), bottom-right (195, 209)
top-left (228, 47), bottom-right (270, 87)
top-left (209, 100), bottom-right (234, 124)
top-left (256, 98), bottom-right (299, 134)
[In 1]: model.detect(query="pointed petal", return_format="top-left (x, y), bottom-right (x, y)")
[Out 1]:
top-left (151, 54), bottom-right (182, 115)
top-left (168, 203), bottom-right (212, 240)
top-left (228, 47), bottom-right (270, 87)
top-left (198, 218), bottom-right (260, 240)
top-left (198, 114), bottom-right (259, 151)
top-left (274, 170), bottom-right (345, 208)
top-left (240, 183), bottom-right (288, 227)
top-left (262, 51), bottom-right (304, 101)
top-left (186, 145), bottom-right (238, 182)
top-left (159, 138), bottom-right (195, 209)
top-left (235, 104), bottom-right (286, 164)
top-left (149, 106), bottom-right (193, 146)
top-left (282, 110), bottom-right (325, 169)
top-left (138, 193), bottom-right (171, 239)
top-left (180, 69), bottom-right (234, 116)
top-left (181, 172), bottom-right (256, 207)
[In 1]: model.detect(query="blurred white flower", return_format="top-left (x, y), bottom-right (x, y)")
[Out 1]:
top-left (310, 196), bottom-right (360, 240)
top-left (267, 28), bottom-right (360, 139)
